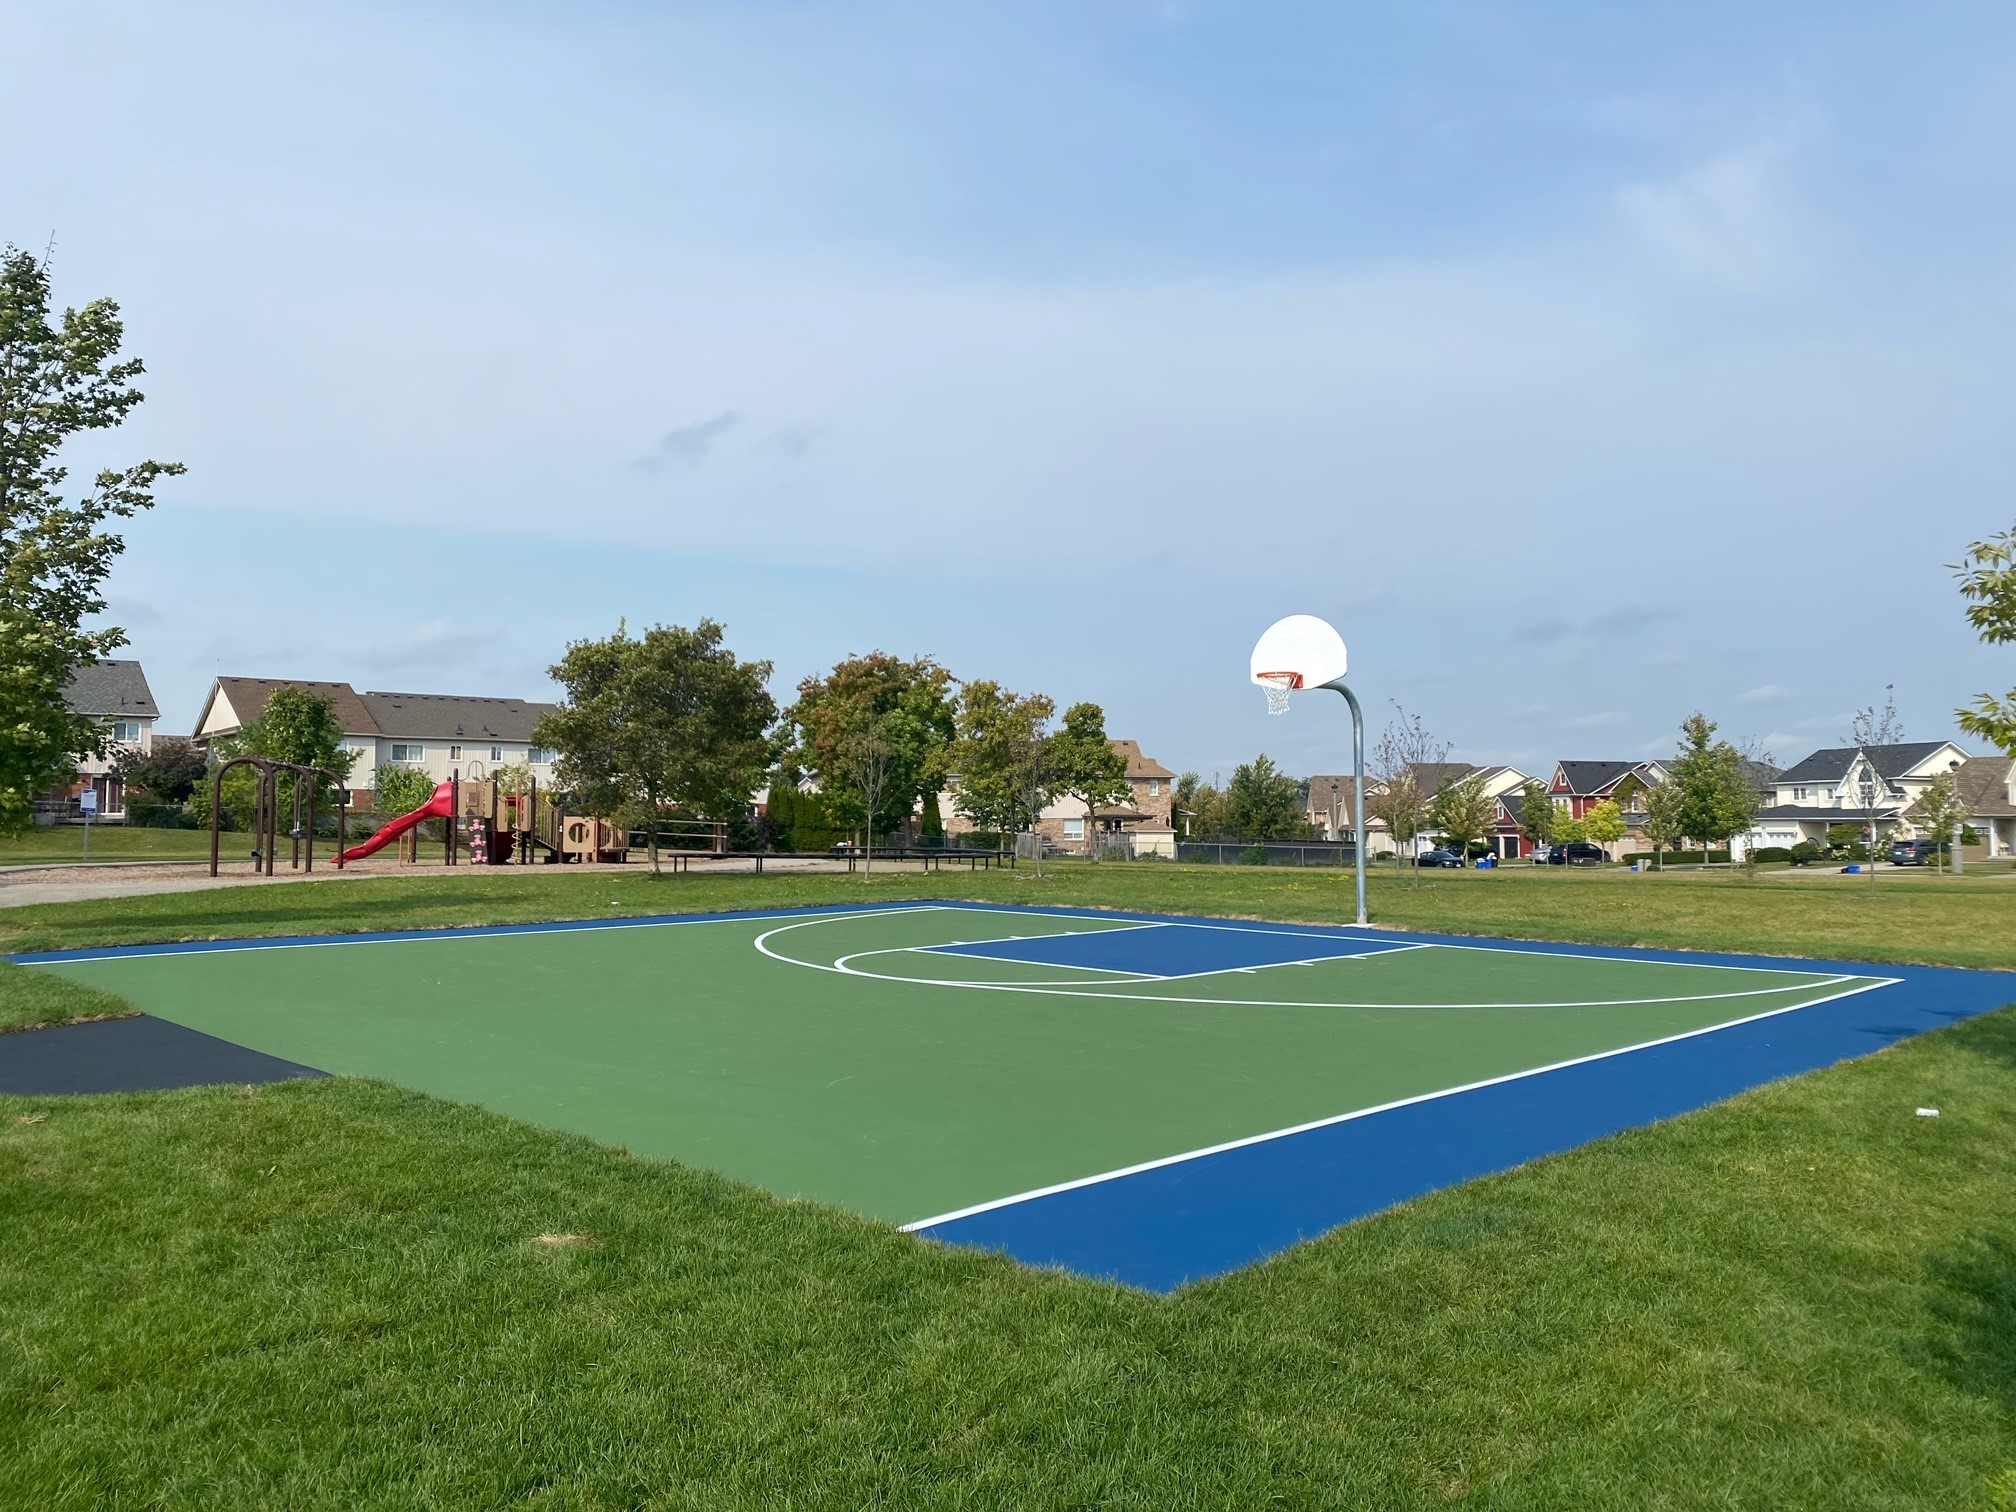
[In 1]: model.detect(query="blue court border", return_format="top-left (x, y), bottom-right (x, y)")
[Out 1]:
top-left (12, 900), bottom-right (2013, 1292)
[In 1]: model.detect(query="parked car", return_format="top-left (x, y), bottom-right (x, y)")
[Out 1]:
top-left (1529, 844), bottom-right (1558, 865)
top-left (1546, 841), bottom-right (1607, 866)
top-left (1887, 838), bottom-right (1944, 866)
top-left (1416, 847), bottom-right (1466, 869)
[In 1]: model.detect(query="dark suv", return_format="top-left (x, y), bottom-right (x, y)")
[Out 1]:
top-left (1546, 841), bottom-right (1606, 866)
top-left (1887, 838), bottom-right (1942, 866)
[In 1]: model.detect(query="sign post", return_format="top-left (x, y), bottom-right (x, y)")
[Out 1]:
top-left (79, 786), bottom-right (98, 858)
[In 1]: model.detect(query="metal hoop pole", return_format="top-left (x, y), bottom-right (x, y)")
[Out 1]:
top-left (1321, 679), bottom-right (1368, 926)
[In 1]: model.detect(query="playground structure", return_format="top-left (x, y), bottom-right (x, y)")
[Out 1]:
top-left (207, 757), bottom-right (348, 879)
top-left (335, 774), bottom-right (632, 867)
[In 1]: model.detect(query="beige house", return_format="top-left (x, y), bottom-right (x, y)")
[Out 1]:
top-left (938, 738), bottom-right (1180, 856)
top-left (194, 677), bottom-right (560, 807)
top-left (1745, 741), bottom-right (1971, 853)
top-left (52, 659), bottom-right (160, 820)
top-left (1953, 755), bottom-right (2015, 858)
top-left (1037, 739), bottom-right (1179, 857)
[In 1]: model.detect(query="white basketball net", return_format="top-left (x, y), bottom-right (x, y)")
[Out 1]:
top-left (1257, 671), bottom-right (1298, 716)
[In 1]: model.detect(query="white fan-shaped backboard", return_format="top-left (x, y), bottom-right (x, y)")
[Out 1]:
top-left (1250, 614), bottom-right (1348, 690)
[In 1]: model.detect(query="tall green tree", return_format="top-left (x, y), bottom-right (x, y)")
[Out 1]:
top-left (1223, 755), bottom-right (1305, 840)
top-left (1049, 702), bottom-right (1130, 859)
top-left (780, 653), bottom-right (956, 836)
top-left (1428, 773), bottom-right (1496, 858)
top-left (948, 680), bottom-right (1055, 836)
top-left (536, 620), bottom-right (776, 873)
top-left (1517, 780), bottom-right (1556, 850)
top-left (0, 246), bottom-right (184, 835)
top-left (1665, 713), bottom-right (1760, 869)
top-left (1954, 521), bottom-right (2016, 755)
top-left (112, 736), bottom-right (207, 806)
top-left (1641, 776), bottom-right (1684, 868)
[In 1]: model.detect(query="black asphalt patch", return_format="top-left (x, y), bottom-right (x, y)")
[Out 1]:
top-left (0, 1015), bottom-right (327, 1096)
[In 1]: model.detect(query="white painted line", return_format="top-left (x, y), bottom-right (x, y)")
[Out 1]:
top-left (899, 974), bottom-right (1903, 1232)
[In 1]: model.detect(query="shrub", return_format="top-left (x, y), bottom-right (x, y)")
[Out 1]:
top-left (1789, 840), bottom-right (1824, 866)
top-left (1241, 844), bottom-right (1270, 866)
top-left (1750, 846), bottom-right (1793, 864)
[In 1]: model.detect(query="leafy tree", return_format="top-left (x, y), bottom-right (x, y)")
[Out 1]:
top-left (373, 764), bottom-right (438, 818)
top-left (1368, 703), bottom-right (1448, 870)
top-left (1428, 774), bottom-right (1496, 858)
top-left (1175, 770), bottom-right (1226, 840)
top-left (1049, 702), bottom-right (1130, 860)
top-left (780, 653), bottom-right (956, 837)
top-left (112, 736), bottom-right (207, 805)
top-left (536, 620), bottom-right (776, 874)
top-left (0, 246), bottom-right (184, 835)
top-left (1517, 780), bottom-right (1556, 849)
top-left (1665, 713), bottom-right (1760, 870)
top-left (948, 680), bottom-right (1055, 835)
top-left (1551, 810), bottom-right (1589, 845)
top-left (1954, 521), bottom-right (2016, 755)
top-left (493, 760), bottom-right (535, 796)
top-left (370, 764), bottom-right (439, 858)
top-left (1641, 780), bottom-right (1683, 868)
top-left (1223, 755), bottom-right (1305, 840)
top-left (191, 688), bottom-right (358, 832)
top-left (1582, 798), bottom-right (1627, 858)
top-left (1905, 769), bottom-right (1970, 875)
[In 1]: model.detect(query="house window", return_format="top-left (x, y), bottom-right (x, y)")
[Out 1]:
top-left (1063, 818), bottom-right (1085, 839)
top-left (390, 743), bottom-right (425, 762)
top-left (1148, 778), bottom-right (1160, 796)
top-left (449, 744), bottom-right (462, 760)
top-left (490, 746), bottom-right (503, 761)
top-left (109, 720), bottom-right (141, 743)
top-left (1794, 786), bottom-right (1807, 801)
top-left (529, 747), bottom-right (555, 765)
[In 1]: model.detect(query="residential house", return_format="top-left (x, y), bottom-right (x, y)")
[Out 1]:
top-left (1744, 741), bottom-right (1971, 852)
top-left (49, 659), bottom-right (160, 820)
top-left (1036, 739), bottom-right (1180, 857)
top-left (1547, 760), bottom-right (1670, 855)
top-left (194, 678), bottom-right (561, 807)
top-left (1418, 763), bottom-right (1530, 859)
top-left (1953, 756), bottom-right (2016, 858)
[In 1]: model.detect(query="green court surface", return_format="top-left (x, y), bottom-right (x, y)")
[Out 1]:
top-left (36, 904), bottom-right (1881, 1226)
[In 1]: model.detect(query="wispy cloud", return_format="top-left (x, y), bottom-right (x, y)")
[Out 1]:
top-left (1511, 608), bottom-right (1681, 646)
top-left (1615, 134), bottom-right (1805, 293)
top-left (632, 412), bottom-right (741, 471)
top-left (1567, 711), bottom-right (1623, 728)
top-left (1738, 684), bottom-right (1789, 704)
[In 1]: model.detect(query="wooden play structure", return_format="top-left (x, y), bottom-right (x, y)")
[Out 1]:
top-left (455, 776), bottom-right (629, 865)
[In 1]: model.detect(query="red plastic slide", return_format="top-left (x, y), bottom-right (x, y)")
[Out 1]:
top-left (337, 781), bottom-right (455, 863)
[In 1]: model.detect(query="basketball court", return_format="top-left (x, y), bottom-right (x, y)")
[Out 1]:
top-left (17, 899), bottom-right (2010, 1289)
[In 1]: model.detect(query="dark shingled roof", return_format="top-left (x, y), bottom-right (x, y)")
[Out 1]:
top-left (1774, 742), bottom-right (1958, 785)
top-left (1554, 760), bottom-right (1636, 795)
top-left (206, 678), bottom-right (380, 737)
top-left (360, 692), bottom-right (559, 743)
top-left (1955, 756), bottom-right (2015, 817)
top-left (63, 660), bottom-right (159, 719)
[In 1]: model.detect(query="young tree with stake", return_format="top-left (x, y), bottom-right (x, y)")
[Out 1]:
top-left (1427, 773), bottom-right (1496, 859)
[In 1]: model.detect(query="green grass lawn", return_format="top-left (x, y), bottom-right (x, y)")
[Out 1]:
top-left (3, 865), bottom-right (2014, 1507)
top-left (5, 859), bottom-right (2014, 967)
top-left (0, 824), bottom-right (222, 866)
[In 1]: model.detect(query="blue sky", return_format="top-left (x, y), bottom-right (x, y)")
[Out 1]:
top-left (11, 0), bottom-right (2016, 779)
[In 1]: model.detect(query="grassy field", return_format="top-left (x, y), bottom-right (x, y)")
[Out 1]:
top-left (0, 824), bottom-right (220, 866)
top-left (3, 865), bottom-right (2014, 1507)
top-left (5, 858), bottom-right (2015, 966)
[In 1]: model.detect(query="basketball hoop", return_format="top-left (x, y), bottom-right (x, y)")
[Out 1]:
top-left (1257, 670), bottom-right (1300, 716)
